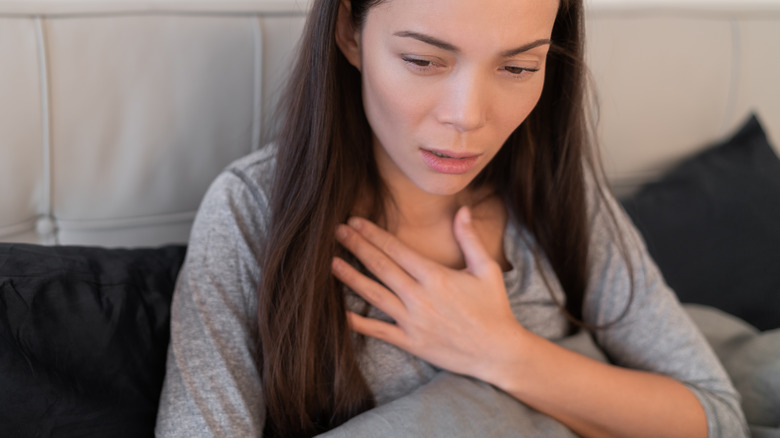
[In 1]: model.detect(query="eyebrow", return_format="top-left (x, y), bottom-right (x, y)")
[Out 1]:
top-left (393, 31), bottom-right (551, 57)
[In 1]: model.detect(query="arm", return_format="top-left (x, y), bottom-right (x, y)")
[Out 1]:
top-left (479, 188), bottom-right (718, 438)
top-left (158, 155), bottom-right (478, 438)
top-left (577, 187), bottom-right (749, 438)
top-left (157, 157), bottom-right (529, 437)
top-left (487, 325), bottom-right (708, 438)
top-left (334, 204), bottom-right (747, 438)
top-left (156, 166), bottom-right (269, 437)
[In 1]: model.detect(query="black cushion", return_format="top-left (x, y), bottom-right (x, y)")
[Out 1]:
top-left (622, 115), bottom-right (780, 331)
top-left (0, 243), bottom-right (186, 437)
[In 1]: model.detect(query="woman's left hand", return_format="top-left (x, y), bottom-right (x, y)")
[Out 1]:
top-left (332, 206), bottom-right (525, 381)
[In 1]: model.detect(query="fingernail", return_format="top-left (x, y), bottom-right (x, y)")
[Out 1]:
top-left (336, 225), bottom-right (349, 240)
top-left (461, 206), bottom-right (471, 223)
top-left (348, 217), bottom-right (362, 230)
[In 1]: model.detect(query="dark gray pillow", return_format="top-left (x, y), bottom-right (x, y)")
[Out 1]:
top-left (622, 115), bottom-right (780, 331)
top-left (0, 243), bottom-right (186, 437)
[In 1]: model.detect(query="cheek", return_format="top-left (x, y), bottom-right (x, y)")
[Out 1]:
top-left (497, 79), bottom-right (545, 135)
top-left (362, 59), bottom-right (430, 143)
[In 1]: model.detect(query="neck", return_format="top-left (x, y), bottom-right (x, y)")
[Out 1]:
top-left (367, 140), bottom-right (492, 233)
top-left (359, 145), bottom-right (508, 271)
top-left (381, 169), bottom-right (508, 271)
top-left (387, 189), bottom-right (460, 232)
top-left (380, 162), bottom-right (468, 233)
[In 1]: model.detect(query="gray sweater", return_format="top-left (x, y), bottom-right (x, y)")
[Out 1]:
top-left (156, 146), bottom-right (748, 437)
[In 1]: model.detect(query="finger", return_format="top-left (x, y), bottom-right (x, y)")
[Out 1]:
top-left (346, 311), bottom-right (409, 351)
top-left (453, 206), bottom-right (496, 275)
top-left (346, 217), bottom-right (437, 281)
top-left (336, 223), bottom-right (419, 300)
top-left (332, 257), bottom-right (407, 322)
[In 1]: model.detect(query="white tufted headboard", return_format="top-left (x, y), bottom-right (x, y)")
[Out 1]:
top-left (1, 1), bottom-right (310, 246)
top-left (1, 0), bottom-right (779, 247)
top-left (586, 0), bottom-right (780, 195)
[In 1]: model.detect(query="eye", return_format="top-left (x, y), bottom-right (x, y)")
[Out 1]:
top-left (401, 56), bottom-right (442, 73)
top-left (502, 65), bottom-right (540, 79)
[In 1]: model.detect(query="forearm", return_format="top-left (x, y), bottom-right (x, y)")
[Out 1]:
top-left (481, 325), bottom-right (708, 438)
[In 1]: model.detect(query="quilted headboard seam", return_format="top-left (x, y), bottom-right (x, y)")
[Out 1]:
top-left (34, 17), bottom-right (55, 244)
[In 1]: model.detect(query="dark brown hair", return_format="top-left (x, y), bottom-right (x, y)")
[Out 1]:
top-left (257, 0), bottom-right (623, 436)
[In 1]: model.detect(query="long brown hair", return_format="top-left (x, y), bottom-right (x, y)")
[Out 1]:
top-left (258, 0), bottom-right (621, 436)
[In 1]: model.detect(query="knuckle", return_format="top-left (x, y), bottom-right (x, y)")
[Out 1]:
top-left (347, 229), bottom-right (363, 248)
top-left (368, 255), bottom-right (389, 274)
top-left (363, 284), bottom-right (383, 305)
top-left (373, 323), bottom-right (391, 339)
top-left (425, 271), bottom-right (447, 289)
top-left (371, 323), bottom-right (398, 344)
top-left (379, 236), bottom-right (398, 256)
top-left (399, 276), bottom-right (418, 293)
top-left (405, 332), bottom-right (427, 354)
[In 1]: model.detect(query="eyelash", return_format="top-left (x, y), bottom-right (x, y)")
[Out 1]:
top-left (401, 56), bottom-right (440, 72)
top-left (502, 66), bottom-right (540, 78)
top-left (401, 56), bottom-right (539, 79)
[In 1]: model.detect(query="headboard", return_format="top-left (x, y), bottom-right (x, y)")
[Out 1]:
top-left (1, 0), bottom-right (779, 247)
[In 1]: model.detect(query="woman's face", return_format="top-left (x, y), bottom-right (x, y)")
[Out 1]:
top-left (340, 0), bottom-right (559, 197)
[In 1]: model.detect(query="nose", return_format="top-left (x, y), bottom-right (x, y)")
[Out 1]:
top-left (437, 68), bottom-right (488, 133)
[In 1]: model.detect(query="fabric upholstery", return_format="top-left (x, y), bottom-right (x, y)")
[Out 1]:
top-left (622, 115), bottom-right (780, 331)
top-left (0, 243), bottom-right (186, 437)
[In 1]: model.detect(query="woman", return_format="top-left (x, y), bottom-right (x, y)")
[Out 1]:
top-left (156, 0), bottom-right (748, 436)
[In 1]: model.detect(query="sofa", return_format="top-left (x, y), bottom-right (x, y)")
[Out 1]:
top-left (1, 0), bottom-right (779, 436)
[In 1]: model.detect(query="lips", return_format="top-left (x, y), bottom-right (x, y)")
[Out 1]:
top-left (420, 148), bottom-right (481, 174)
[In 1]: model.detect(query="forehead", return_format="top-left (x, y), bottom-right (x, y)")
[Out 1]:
top-left (365, 0), bottom-right (559, 48)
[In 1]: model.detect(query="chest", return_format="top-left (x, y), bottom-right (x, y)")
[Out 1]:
top-left (348, 226), bottom-right (569, 404)
top-left (393, 202), bottom-right (510, 272)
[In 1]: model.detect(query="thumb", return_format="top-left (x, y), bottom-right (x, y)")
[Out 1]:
top-left (453, 206), bottom-right (493, 275)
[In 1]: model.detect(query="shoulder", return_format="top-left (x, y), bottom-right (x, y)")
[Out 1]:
top-left (582, 170), bottom-right (640, 247)
top-left (194, 145), bottom-right (278, 233)
top-left (214, 144), bottom-right (277, 209)
top-left (225, 144), bottom-right (277, 193)
top-left (183, 144), bottom-right (279, 284)
top-left (170, 145), bottom-right (281, 354)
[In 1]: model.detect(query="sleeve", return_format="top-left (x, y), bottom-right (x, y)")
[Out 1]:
top-left (155, 169), bottom-right (269, 437)
top-left (582, 182), bottom-right (749, 438)
top-left (159, 163), bottom-right (576, 438)
top-left (156, 166), bottom-right (544, 438)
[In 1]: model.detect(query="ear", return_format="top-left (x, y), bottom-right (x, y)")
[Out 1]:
top-left (335, 0), bottom-right (362, 70)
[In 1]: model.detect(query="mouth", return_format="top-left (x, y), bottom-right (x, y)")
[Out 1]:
top-left (420, 148), bottom-right (481, 174)
top-left (424, 148), bottom-right (480, 159)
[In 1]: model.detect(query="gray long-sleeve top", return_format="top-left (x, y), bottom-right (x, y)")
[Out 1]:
top-left (155, 146), bottom-right (748, 437)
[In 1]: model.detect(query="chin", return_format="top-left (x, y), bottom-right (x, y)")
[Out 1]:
top-left (414, 175), bottom-right (475, 197)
